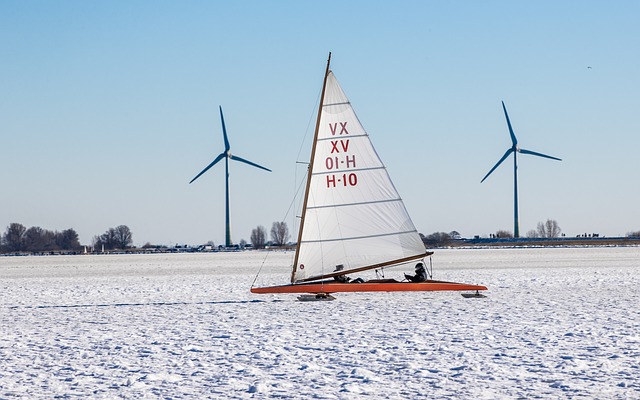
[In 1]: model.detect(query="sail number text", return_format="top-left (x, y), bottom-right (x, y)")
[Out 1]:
top-left (325, 122), bottom-right (359, 188)
top-left (326, 173), bottom-right (358, 187)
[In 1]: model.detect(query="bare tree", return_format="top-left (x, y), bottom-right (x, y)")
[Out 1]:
top-left (251, 225), bottom-right (267, 249)
top-left (421, 232), bottom-right (451, 248)
top-left (92, 235), bottom-right (104, 251)
top-left (525, 229), bottom-right (538, 238)
top-left (56, 228), bottom-right (81, 250)
top-left (536, 219), bottom-right (562, 238)
top-left (113, 225), bottom-right (133, 249)
top-left (270, 221), bottom-right (290, 247)
top-left (23, 226), bottom-right (56, 252)
top-left (94, 225), bottom-right (132, 250)
top-left (97, 228), bottom-right (117, 250)
top-left (3, 223), bottom-right (27, 252)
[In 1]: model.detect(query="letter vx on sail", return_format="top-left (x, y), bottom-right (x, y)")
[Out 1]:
top-left (251, 53), bottom-right (487, 297)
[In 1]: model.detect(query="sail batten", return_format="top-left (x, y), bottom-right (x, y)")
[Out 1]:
top-left (324, 101), bottom-right (351, 107)
top-left (316, 133), bottom-right (367, 141)
top-left (301, 229), bottom-right (421, 245)
top-left (311, 165), bottom-right (386, 176)
top-left (308, 198), bottom-right (403, 211)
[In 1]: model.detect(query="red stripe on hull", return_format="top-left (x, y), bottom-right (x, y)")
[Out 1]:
top-left (251, 280), bottom-right (487, 294)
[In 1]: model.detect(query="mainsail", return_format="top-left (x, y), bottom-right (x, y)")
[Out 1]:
top-left (291, 69), bottom-right (428, 283)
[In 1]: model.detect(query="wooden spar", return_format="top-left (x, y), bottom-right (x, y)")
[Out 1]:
top-left (295, 251), bottom-right (433, 283)
top-left (251, 280), bottom-right (488, 295)
top-left (291, 52), bottom-right (332, 284)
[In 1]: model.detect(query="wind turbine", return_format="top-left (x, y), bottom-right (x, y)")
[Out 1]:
top-left (481, 101), bottom-right (561, 238)
top-left (190, 106), bottom-right (271, 247)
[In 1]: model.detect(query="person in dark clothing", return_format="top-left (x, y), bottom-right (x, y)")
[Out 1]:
top-left (333, 264), bottom-right (351, 283)
top-left (333, 264), bottom-right (364, 283)
top-left (404, 263), bottom-right (428, 283)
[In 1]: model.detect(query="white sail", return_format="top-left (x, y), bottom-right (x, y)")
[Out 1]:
top-left (293, 71), bottom-right (427, 283)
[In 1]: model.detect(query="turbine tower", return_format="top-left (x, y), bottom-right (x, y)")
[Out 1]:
top-left (190, 106), bottom-right (271, 247)
top-left (481, 101), bottom-right (561, 238)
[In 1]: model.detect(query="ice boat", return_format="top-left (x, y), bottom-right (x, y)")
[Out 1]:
top-left (251, 53), bottom-right (487, 296)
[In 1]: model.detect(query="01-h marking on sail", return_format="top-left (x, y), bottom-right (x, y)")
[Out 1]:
top-left (325, 155), bottom-right (356, 170)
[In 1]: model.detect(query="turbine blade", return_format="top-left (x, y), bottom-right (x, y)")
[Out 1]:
top-left (502, 101), bottom-right (518, 146)
top-left (189, 153), bottom-right (226, 184)
top-left (481, 148), bottom-right (514, 183)
top-left (519, 148), bottom-right (562, 161)
top-left (230, 155), bottom-right (272, 172)
top-left (219, 106), bottom-right (230, 152)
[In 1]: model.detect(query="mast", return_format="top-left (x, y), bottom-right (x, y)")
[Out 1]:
top-left (291, 52), bottom-right (332, 284)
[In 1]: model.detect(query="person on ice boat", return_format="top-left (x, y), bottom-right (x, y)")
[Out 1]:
top-left (333, 265), bottom-right (364, 284)
top-left (405, 263), bottom-right (428, 283)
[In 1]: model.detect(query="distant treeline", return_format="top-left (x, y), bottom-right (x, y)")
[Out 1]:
top-left (3, 220), bottom-right (639, 254)
top-left (421, 222), bottom-right (640, 248)
top-left (0, 223), bottom-right (133, 254)
top-left (1, 223), bottom-right (80, 253)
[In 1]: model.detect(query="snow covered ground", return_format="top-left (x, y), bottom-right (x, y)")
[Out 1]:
top-left (1, 247), bottom-right (639, 399)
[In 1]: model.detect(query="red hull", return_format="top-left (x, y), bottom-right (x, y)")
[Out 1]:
top-left (251, 280), bottom-right (487, 294)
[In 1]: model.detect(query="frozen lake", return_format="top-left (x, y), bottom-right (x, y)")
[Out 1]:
top-left (1, 247), bottom-right (639, 398)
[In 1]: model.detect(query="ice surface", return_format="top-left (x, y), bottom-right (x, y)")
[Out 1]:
top-left (1, 248), bottom-right (639, 398)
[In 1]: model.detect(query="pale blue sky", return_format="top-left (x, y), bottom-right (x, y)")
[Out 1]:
top-left (2, 1), bottom-right (639, 246)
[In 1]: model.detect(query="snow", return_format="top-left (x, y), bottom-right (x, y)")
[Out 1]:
top-left (1, 247), bottom-right (639, 399)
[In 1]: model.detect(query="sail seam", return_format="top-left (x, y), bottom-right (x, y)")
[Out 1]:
top-left (311, 165), bottom-right (385, 175)
top-left (316, 134), bottom-right (367, 141)
top-left (301, 230), bottom-right (419, 244)
top-left (307, 198), bottom-right (402, 210)
top-left (323, 101), bottom-right (351, 107)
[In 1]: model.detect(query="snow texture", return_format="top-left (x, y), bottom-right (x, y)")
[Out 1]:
top-left (1, 247), bottom-right (639, 399)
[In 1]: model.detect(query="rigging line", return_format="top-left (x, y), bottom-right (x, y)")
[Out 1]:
top-left (282, 171), bottom-right (308, 225)
top-left (292, 54), bottom-right (332, 284)
top-left (286, 170), bottom-right (309, 267)
top-left (253, 174), bottom-right (307, 287)
top-left (252, 170), bottom-right (307, 287)
top-left (251, 249), bottom-right (273, 289)
top-left (253, 175), bottom-right (307, 286)
top-left (289, 86), bottom-right (322, 273)
top-left (295, 86), bottom-right (323, 164)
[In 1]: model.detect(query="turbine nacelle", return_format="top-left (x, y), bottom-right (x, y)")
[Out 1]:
top-left (481, 102), bottom-right (561, 183)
